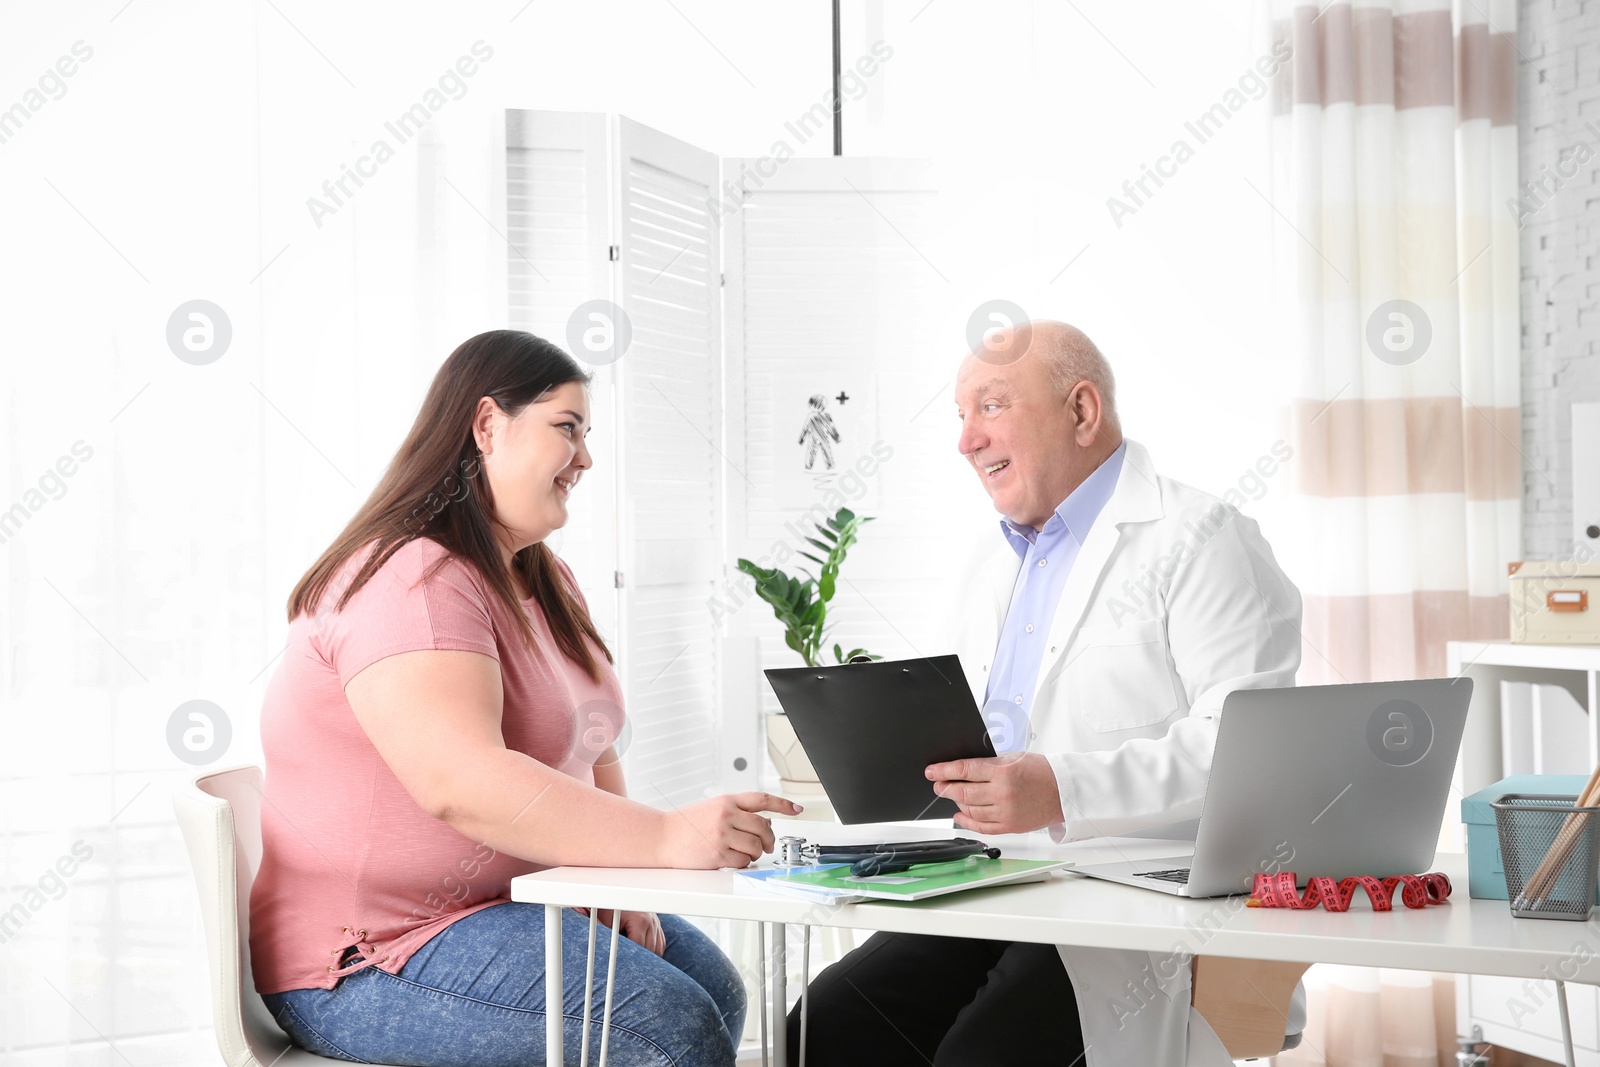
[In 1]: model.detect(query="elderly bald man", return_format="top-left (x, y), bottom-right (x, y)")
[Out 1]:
top-left (787, 322), bottom-right (1303, 1066)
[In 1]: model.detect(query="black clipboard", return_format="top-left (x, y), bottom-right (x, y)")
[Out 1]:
top-left (764, 654), bottom-right (996, 824)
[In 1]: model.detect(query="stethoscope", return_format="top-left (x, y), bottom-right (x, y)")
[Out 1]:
top-left (777, 835), bottom-right (1001, 877)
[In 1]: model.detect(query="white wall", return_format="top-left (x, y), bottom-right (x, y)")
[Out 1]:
top-left (1516, 0), bottom-right (1600, 560)
top-left (834, 0), bottom-right (1285, 507)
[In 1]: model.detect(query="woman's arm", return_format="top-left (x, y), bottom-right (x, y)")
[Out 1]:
top-left (346, 649), bottom-right (796, 868)
top-left (593, 746), bottom-right (626, 798)
top-left (584, 745), bottom-right (663, 953)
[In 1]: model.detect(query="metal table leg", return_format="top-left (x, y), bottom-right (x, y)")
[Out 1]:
top-left (772, 922), bottom-right (786, 1067)
top-left (545, 904), bottom-right (564, 1064)
top-left (1557, 979), bottom-right (1576, 1067)
top-left (599, 916), bottom-right (621, 1066)
top-left (580, 909), bottom-right (598, 1067)
top-left (799, 926), bottom-right (810, 1067)
top-left (758, 923), bottom-right (769, 1067)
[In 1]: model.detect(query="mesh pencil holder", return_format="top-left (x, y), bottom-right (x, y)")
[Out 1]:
top-left (1492, 793), bottom-right (1600, 920)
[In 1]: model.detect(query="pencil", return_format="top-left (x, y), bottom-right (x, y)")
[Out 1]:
top-left (1516, 765), bottom-right (1600, 911)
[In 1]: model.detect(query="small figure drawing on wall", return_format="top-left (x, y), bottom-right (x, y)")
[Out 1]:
top-left (798, 394), bottom-right (842, 470)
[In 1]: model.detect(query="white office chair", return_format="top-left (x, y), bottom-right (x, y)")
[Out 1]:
top-left (172, 764), bottom-right (399, 1067)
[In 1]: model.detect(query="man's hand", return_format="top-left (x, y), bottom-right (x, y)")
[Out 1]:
top-left (925, 753), bottom-right (1063, 835)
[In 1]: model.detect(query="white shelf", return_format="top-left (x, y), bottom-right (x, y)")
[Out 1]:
top-left (1446, 639), bottom-right (1600, 1064)
top-left (1448, 640), bottom-right (1600, 672)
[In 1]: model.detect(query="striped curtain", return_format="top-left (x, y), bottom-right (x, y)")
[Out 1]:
top-left (1268, 4), bottom-right (1518, 1065)
top-left (1269, 0), bottom-right (1521, 688)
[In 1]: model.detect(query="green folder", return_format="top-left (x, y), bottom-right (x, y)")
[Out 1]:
top-left (745, 856), bottom-right (1072, 903)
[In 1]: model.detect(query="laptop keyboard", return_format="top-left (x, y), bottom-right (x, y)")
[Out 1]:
top-left (1138, 868), bottom-right (1191, 884)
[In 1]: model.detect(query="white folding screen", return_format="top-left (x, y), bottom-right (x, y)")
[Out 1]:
top-left (506, 114), bottom-right (955, 802)
top-left (505, 111), bottom-right (727, 807)
top-left (503, 110), bottom-right (620, 646)
top-left (609, 118), bottom-right (725, 807)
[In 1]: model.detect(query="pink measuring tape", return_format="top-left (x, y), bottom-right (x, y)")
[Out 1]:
top-left (1246, 871), bottom-right (1452, 912)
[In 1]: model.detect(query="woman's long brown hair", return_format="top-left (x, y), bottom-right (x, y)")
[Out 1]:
top-left (287, 329), bottom-right (613, 681)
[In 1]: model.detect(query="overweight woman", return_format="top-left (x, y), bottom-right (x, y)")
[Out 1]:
top-left (250, 329), bottom-right (797, 1066)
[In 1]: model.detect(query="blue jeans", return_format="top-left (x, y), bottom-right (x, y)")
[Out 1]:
top-left (263, 903), bottom-right (745, 1067)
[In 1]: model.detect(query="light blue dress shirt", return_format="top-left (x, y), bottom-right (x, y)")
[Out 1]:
top-left (984, 443), bottom-right (1126, 748)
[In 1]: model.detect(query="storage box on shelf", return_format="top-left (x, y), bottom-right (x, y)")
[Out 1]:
top-left (1461, 774), bottom-right (1600, 903)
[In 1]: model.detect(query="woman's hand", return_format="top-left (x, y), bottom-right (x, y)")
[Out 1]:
top-left (618, 910), bottom-right (665, 956)
top-left (661, 792), bottom-right (804, 869)
top-left (575, 908), bottom-right (667, 956)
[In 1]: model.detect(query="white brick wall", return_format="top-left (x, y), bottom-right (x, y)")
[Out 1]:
top-left (1519, 0), bottom-right (1600, 559)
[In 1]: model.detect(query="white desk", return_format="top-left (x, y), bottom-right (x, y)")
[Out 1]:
top-left (509, 822), bottom-right (1600, 1066)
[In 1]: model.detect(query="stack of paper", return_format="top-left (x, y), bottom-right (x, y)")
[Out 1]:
top-left (735, 856), bottom-right (1072, 905)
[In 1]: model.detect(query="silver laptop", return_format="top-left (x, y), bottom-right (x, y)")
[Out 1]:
top-left (1073, 677), bottom-right (1473, 898)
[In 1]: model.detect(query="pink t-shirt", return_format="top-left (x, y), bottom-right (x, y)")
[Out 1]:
top-left (249, 538), bottom-right (624, 994)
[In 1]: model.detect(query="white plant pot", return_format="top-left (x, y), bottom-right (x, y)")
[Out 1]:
top-left (764, 710), bottom-right (820, 786)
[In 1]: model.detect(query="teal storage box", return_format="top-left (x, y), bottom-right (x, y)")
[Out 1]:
top-left (1461, 774), bottom-right (1598, 901)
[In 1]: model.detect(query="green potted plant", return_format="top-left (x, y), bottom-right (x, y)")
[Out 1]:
top-left (737, 507), bottom-right (881, 790)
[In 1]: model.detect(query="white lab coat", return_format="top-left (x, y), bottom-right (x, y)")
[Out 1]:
top-left (950, 439), bottom-right (1303, 1066)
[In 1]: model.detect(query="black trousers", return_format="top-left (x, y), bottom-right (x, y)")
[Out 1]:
top-left (784, 931), bottom-right (1085, 1067)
